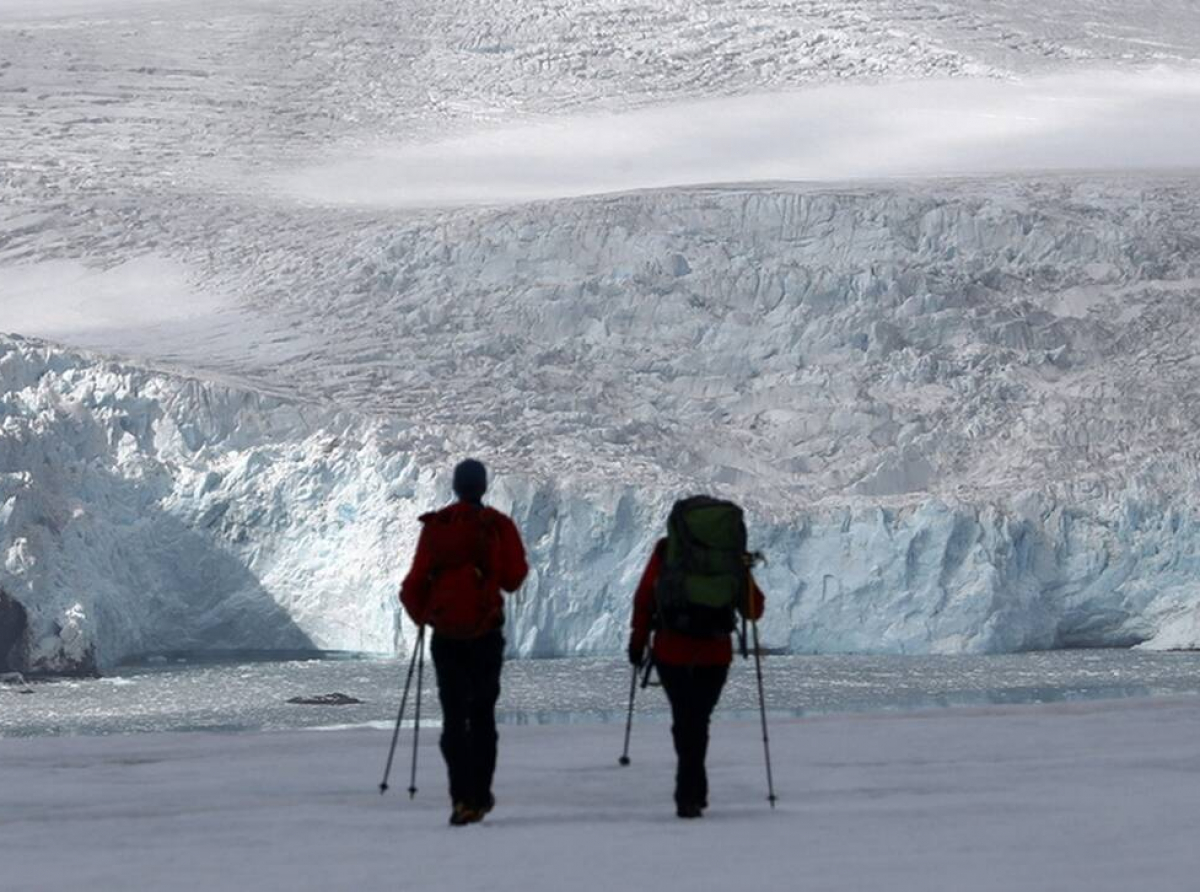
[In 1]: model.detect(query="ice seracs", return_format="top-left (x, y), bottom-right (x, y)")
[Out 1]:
top-left (7, 1), bottom-right (1200, 668)
top-left (6, 311), bottom-right (1200, 670)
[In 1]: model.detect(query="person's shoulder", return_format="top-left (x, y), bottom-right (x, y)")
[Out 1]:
top-left (482, 506), bottom-right (518, 529)
top-left (419, 503), bottom-right (457, 524)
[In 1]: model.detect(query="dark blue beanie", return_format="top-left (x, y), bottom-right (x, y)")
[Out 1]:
top-left (452, 459), bottom-right (488, 503)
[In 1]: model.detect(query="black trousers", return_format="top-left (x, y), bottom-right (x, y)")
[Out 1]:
top-left (656, 662), bottom-right (730, 809)
top-left (430, 629), bottom-right (504, 808)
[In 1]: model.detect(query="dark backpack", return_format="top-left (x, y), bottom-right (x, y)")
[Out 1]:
top-left (653, 496), bottom-right (750, 638)
top-left (421, 507), bottom-right (502, 639)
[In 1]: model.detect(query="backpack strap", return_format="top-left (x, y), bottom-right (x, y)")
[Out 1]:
top-left (425, 505), bottom-right (496, 580)
top-left (472, 507), bottom-right (497, 579)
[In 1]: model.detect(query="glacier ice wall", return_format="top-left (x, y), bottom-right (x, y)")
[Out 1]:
top-left (6, 2), bottom-right (1200, 671)
top-left (0, 338), bottom-right (411, 671)
top-left (5, 334), bottom-right (1200, 672)
top-left (133, 178), bottom-right (1200, 518)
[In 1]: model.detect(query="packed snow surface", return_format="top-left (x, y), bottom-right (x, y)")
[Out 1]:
top-left (6, 0), bottom-right (1200, 667)
top-left (4, 697), bottom-right (1200, 891)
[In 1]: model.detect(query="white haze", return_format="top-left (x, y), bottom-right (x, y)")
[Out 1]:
top-left (284, 69), bottom-right (1200, 208)
top-left (0, 0), bottom-right (293, 23)
top-left (0, 256), bottom-right (228, 343)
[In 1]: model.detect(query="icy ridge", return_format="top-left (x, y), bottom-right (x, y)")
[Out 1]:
top-left (173, 179), bottom-right (1200, 510)
top-left (0, 337), bottom-right (408, 672)
top-left (5, 335), bottom-right (1200, 671)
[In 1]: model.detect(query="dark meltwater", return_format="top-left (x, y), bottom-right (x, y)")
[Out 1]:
top-left (5, 649), bottom-right (1200, 737)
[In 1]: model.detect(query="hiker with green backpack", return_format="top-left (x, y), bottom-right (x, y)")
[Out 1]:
top-left (627, 496), bottom-right (765, 819)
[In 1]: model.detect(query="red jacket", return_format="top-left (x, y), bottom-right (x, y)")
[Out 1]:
top-left (400, 503), bottom-right (528, 631)
top-left (629, 539), bottom-right (765, 666)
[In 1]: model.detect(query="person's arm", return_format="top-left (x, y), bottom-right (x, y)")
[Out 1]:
top-left (628, 544), bottom-right (662, 661)
top-left (496, 516), bottom-right (529, 593)
top-left (399, 523), bottom-right (434, 624)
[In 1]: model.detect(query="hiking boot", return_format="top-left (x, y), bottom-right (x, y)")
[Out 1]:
top-left (676, 802), bottom-right (703, 819)
top-left (449, 803), bottom-right (483, 827)
top-left (479, 793), bottom-right (496, 816)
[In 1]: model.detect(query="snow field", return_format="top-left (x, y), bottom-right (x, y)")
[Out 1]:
top-left (4, 696), bottom-right (1200, 892)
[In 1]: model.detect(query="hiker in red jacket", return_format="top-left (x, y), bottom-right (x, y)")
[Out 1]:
top-left (627, 500), bottom-right (765, 819)
top-left (400, 459), bottom-right (528, 826)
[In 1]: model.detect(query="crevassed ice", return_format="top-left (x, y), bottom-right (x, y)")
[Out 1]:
top-left (5, 173), bottom-right (1200, 675)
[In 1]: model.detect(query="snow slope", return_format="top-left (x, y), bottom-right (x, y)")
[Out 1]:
top-left (285, 69), bottom-right (1200, 208)
top-left (4, 696), bottom-right (1200, 891)
top-left (6, 1), bottom-right (1200, 668)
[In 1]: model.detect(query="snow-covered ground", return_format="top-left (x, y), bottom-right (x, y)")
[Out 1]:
top-left (6, 0), bottom-right (1200, 670)
top-left (5, 696), bottom-right (1200, 891)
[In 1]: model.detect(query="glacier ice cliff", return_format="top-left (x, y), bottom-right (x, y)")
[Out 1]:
top-left (93, 178), bottom-right (1200, 513)
top-left (5, 330), bottom-right (1200, 672)
top-left (7, 0), bottom-right (1200, 671)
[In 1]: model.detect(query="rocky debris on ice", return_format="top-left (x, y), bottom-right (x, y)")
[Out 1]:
top-left (286, 693), bottom-right (364, 706)
top-left (1, 671), bottom-right (34, 694)
top-left (0, 585), bottom-right (28, 672)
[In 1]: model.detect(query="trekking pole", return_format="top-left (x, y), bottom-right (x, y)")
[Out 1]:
top-left (751, 619), bottom-right (778, 808)
top-left (618, 664), bottom-right (638, 767)
top-left (408, 627), bottom-right (427, 799)
top-left (380, 624), bottom-right (425, 795)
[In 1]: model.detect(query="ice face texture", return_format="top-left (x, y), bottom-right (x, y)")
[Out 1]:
top-left (4, 184), bottom-right (1200, 674)
top-left (6, 4), bottom-right (1200, 670)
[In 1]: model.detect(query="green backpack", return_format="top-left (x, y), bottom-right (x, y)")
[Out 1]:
top-left (654, 496), bottom-right (750, 638)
